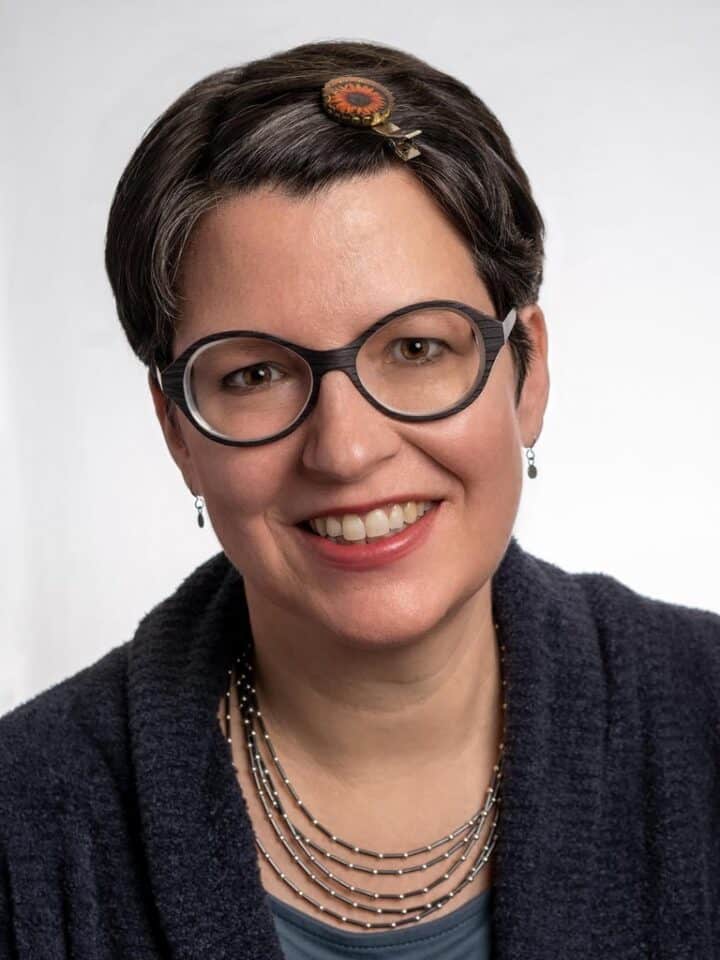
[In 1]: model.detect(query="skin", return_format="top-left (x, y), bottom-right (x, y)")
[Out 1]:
top-left (149, 165), bottom-right (549, 927)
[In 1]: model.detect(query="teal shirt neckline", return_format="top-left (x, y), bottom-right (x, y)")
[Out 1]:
top-left (267, 885), bottom-right (493, 949)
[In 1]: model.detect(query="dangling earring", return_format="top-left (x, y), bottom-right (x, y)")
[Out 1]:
top-left (525, 443), bottom-right (538, 479)
top-left (194, 493), bottom-right (206, 528)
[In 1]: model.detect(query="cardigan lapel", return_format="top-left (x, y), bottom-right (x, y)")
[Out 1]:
top-left (127, 553), bottom-right (286, 960)
top-left (489, 538), bottom-right (608, 956)
top-left (126, 535), bottom-right (608, 959)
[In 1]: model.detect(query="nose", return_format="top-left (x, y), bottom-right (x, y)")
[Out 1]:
top-left (298, 370), bottom-right (401, 481)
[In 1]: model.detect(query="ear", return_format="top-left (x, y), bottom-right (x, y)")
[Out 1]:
top-left (514, 303), bottom-right (550, 447)
top-left (147, 369), bottom-right (200, 495)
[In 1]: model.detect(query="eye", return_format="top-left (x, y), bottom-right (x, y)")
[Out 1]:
top-left (388, 338), bottom-right (447, 364)
top-left (222, 363), bottom-right (287, 389)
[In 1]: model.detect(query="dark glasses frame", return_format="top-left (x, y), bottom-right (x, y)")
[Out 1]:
top-left (153, 299), bottom-right (517, 447)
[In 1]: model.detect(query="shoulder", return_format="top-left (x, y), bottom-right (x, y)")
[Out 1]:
top-left (0, 640), bottom-right (132, 844)
top-left (567, 561), bottom-right (720, 740)
top-left (516, 540), bottom-right (720, 647)
top-left (0, 550), bottom-right (234, 845)
top-left (568, 560), bottom-right (720, 655)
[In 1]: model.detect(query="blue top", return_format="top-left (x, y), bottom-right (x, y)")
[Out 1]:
top-left (268, 887), bottom-right (492, 959)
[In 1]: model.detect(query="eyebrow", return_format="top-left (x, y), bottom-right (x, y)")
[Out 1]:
top-left (185, 301), bottom-right (419, 349)
top-left (163, 298), bottom-right (501, 369)
top-left (240, 299), bottom-right (493, 342)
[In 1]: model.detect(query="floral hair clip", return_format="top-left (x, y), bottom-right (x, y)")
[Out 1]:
top-left (320, 75), bottom-right (422, 161)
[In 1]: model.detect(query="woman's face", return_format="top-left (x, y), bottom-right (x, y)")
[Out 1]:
top-left (150, 166), bottom-right (549, 650)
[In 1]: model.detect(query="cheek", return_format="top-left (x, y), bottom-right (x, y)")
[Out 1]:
top-left (417, 382), bottom-right (523, 535)
top-left (190, 439), bottom-right (291, 532)
top-left (466, 394), bottom-right (523, 524)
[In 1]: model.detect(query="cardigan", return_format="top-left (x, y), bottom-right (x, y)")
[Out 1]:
top-left (1, 534), bottom-right (719, 959)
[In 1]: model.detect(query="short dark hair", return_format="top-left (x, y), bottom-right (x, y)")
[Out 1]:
top-left (105, 39), bottom-right (545, 404)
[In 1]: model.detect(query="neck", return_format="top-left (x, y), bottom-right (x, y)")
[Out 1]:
top-left (239, 577), bottom-right (504, 787)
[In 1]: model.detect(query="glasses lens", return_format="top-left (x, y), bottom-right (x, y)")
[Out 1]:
top-left (357, 306), bottom-right (485, 415)
top-left (185, 308), bottom-right (486, 442)
top-left (187, 337), bottom-right (313, 442)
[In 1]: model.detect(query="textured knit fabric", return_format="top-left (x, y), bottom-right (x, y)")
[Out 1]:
top-left (266, 887), bottom-right (492, 958)
top-left (1, 535), bottom-right (719, 960)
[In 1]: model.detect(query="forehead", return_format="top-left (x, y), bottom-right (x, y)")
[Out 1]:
top-left (175, 166), bottom-right (491, 354)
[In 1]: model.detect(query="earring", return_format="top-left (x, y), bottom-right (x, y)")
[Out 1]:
top-left (525, 443), bottom-right (538, 479)
top-left (194, 494), bottom-right (206, 528)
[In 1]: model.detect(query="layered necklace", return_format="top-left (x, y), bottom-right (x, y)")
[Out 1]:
top-left (223, 623), bottom-right (507, 931)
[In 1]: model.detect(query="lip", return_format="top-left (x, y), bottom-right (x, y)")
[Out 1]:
top-left (296, 495), bottom-right (440, 524)
top-left (291, 500), bottom-right (443, 572)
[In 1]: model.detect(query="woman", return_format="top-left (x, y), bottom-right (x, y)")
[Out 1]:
top-left (1, 38), bottom-right (718, 960)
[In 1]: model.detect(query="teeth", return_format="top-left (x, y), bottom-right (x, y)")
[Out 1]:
top-left (308, 500), bottom-right (436, 543)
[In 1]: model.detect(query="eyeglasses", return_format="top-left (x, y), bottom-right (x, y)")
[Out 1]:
top-left (154, 299), bottom-right (517, 447)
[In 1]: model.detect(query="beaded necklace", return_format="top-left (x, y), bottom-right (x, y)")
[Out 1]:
top-left (223, 624), bottom-right (506, 931)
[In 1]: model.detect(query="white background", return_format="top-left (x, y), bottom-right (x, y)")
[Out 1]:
top-left (2, 1), bottom-right (718, 714)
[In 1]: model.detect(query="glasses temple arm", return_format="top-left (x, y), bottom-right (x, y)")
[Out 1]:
top-left (502, 308), bottom-right (517, 341)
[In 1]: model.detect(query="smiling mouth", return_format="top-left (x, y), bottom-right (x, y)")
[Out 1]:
top-left (296, 501), bottom-right (441, 545)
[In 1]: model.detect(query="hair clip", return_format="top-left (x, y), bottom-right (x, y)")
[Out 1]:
top-left (320, 75), bottom-right (422, 162)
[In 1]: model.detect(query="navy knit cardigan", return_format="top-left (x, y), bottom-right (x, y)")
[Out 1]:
top-left (1, 535), bottom-right (719, 959)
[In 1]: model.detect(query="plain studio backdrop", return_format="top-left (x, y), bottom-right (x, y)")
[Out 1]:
top-left (1, 1), bottom-right (718, 714)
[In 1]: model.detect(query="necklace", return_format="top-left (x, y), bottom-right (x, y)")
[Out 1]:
top-left (223, 623), bottom-right (507, 931)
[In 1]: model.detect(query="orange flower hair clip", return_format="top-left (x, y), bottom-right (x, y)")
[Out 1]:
top-left (320, 75), bottom-right (422, 161)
